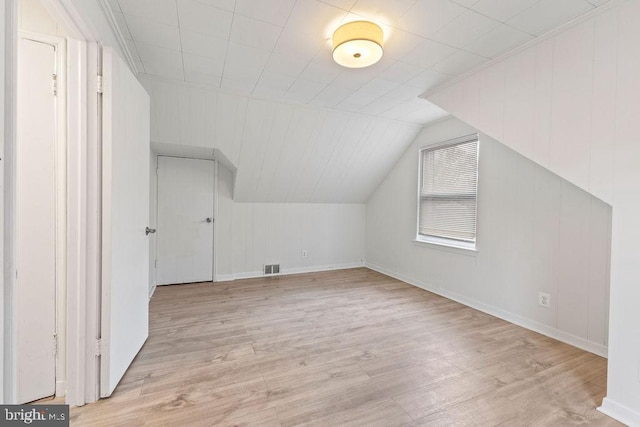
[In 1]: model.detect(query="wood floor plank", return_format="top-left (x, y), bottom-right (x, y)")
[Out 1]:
top-left (70, 268), bottom-right (620, 426)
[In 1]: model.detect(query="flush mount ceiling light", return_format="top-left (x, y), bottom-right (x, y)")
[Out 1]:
top-left (332, 21), bottom-right (383, 68)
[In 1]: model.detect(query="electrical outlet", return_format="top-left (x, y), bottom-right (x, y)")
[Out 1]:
top-left (302, 250), bottom-right (308, 258)
top-left (538, 292), bottom-right (551, 308)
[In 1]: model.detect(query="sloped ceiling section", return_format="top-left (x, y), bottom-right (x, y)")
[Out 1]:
top-left (424, 3), bottom-right (621, 206)
top-left (140, 76), bottom-right (423, 203)
top-left (112, 0), bottom-right (613, 204)
top-left (108, 0), bottom-right (610, 123)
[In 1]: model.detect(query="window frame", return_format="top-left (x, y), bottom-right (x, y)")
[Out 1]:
top-left (415, 134), bottom-right (480, 252)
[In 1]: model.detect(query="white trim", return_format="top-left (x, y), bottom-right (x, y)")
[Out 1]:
top-left (213, 274), bottom-right (235, 282)
top-left (53, 33), bottom-right (67, 400)
top-left (598, 397), bottom-right (640, 427)
top-left (213, 160), bottom-right (219, 284)
top-left (215, 262), bottom-right (366, 282)
top-left (82, 42), bottom-right (101, 405)
top-left (42, 0), bottom-right (97, 42)
top-left (365, 262), bottom-right (608, 358)
top-left (414, 237), bottom-right (477, 252)
top-left (148, 152), bottom-right (157, 300)
top-left (99, 46), bottom-right (114, 399)
top-left (55, 380), bottom-right (66, 396)
top-left (419, 133), bottom-right (479, 151)
top-left (281, 262), bottom-right (365, 276)
top-left (2, 0), bottom-right (19, 405)
top-left (42, 2), bottom-right (100, 407)
top-left (412, 239), bottom-right (478, 255)
top-left (0, 0), bottom-right (5, 405)
top-left (421, 0), bottom-right (628, 99)
top-left (96, 0), bottom-right (138, 74)
top-left (230, 271), bottom-right (266, 280)
top-left (64, 36), bottom-right (89, 407)
top-left (51, 3), bottom-right (100, 407)
top-left (149, 152), bottom-right (158, 300)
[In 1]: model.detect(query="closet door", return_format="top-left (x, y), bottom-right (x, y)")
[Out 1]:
top-left (100, 47), bottom-right (150, 397)
top-left (15, 36), bottom-right (57, 404)
top-left (157, 156), bottom-right (215, 285)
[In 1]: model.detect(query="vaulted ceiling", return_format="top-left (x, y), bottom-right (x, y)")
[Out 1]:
top-left (105, 0), bottom-right (612, 202)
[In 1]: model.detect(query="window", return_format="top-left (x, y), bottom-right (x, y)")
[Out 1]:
top-left (417, 134), bottom-right (479, 250)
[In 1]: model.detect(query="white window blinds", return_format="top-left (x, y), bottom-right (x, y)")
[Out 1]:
top-left (418, 135), bottom-right (479, 244)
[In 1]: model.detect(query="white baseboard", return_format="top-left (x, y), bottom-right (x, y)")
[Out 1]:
top-left (599, 397), bottom-right (640, 426)
top-left (282, 262), bottom-right (365, 276)
top-left (56, 380), bottom-right (66, 397)
top-left (148, 284), bottom-right (156, 299)
top-left (366, 262), bottom-right (608, 358)
top-left (215, 261), bottom-right (366, 282)
top-left (214, 273), bottom-right (235, 282)
top-left (232, 270), bottom-right (265, 280)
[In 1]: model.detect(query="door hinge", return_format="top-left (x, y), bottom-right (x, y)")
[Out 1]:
top-left (96, 75), bottom-right (103, 94)
top-left (52, 334), bottom-right (58, 355)
top-left (52, 74), bottom-right (58, 96)
top-left (155, 259), bottom-right (158, 268)
top-left (95, 338), bottom-right (102, 357)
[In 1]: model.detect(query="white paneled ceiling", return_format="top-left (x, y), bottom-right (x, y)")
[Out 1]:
top-left (107, 0), bottom-right (611, 203)
top-left (108, 0), bottom-right (610, 124)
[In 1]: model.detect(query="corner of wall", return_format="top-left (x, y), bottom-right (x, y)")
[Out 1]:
top-left (364, 117), bottom-right (611, 360)
top-left (598, 397), bottom-right (640, 427)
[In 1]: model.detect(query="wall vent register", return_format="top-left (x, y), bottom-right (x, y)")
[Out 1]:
top-left (264, 264), bottom-right (281, 275)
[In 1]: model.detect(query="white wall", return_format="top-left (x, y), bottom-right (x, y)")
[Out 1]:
top-left (138, 75), bottom-right (423, 203)
top-left (367, 117), bottom-right (611, 356)
top-left (18, 0), bottom-right (71, 37)
top-left (216, 163), bottom-right (365, 280)
top-left (215, 162), bottom-right (233, 278)
top-left (426, 2), bottom-right (640, 423)
top-left (426, 3), bottom-right (622, 208)
top-left (67, 0), bottom-right (128, 67)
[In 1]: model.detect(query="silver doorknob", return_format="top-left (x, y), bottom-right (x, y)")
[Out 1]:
top-left (205, 217), bottom-right (213, 223)
top-left (145, 227), bottom-right (156, 235)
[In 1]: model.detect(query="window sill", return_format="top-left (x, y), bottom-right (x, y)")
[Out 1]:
top-left (413, 237), bottom-right (478, 256)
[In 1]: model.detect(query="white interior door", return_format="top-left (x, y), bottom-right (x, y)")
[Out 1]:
top-left (157, 157), bottom-right (214, 285)
top-left (15, 37), bottom-right (57, 403)
top-left (100, 47), bottom-right (150, 397)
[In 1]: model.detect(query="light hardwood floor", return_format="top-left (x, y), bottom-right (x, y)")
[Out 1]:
top-left (71, 268), bottom-right (621, 426)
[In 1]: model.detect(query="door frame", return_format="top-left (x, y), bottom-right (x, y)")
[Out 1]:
top-left (15, 29), bottom-right (67, 401)
top-left (3, 0), bottom-right (104, 406)
top-left (154, 155), bottom-right (217, 286)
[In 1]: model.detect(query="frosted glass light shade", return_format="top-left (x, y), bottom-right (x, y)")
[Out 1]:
top-left (332, 21), bottom-right (383, 68)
